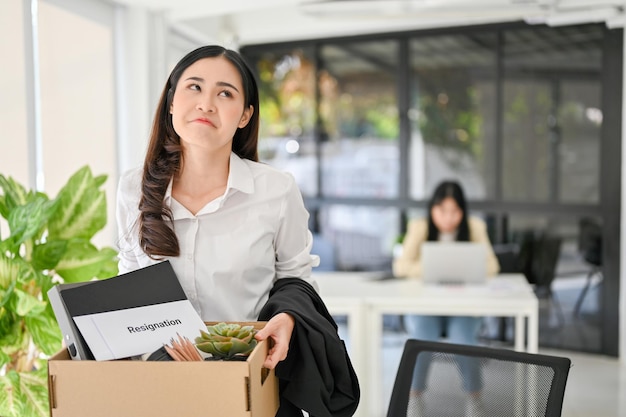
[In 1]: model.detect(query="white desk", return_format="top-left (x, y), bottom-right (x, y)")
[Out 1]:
top-left (314, 272), bottom-right (539, 417)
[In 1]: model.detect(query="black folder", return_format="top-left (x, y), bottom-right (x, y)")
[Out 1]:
top-left (48, 261), bottom-right (186, 360)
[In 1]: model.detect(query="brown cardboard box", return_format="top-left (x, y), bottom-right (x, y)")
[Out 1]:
top-left (47, 322), bottom-right (278, 417)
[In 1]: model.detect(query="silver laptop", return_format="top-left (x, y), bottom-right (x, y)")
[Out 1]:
top-left (421, 242), bottom-right (488, 285)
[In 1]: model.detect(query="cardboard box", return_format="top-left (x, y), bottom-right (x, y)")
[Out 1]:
top-left (48, 322), bottom-right (278, 417)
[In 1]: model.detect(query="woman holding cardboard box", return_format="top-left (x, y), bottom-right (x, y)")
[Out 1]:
top-left (116, 45), bottom-right (358, 416)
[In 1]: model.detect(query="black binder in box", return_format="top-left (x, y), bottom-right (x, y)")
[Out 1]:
top-left (48, 261), bottom-right (187, 360)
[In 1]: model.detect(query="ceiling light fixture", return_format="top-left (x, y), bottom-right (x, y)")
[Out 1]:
top-left (606, 13), bottom-right (626, 29)
top-left (544, 6), bottom-right (620, 26)
top-left (299, 0), bottom-right (546, 18)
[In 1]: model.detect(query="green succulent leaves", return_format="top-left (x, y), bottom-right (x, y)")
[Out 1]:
top-left (195, 323), bottom-right (258, 360)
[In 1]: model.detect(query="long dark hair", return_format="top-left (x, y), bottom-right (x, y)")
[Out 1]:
top-left (426, 180), bottom-right (470, 242)
top-left (139, 45), bottom-right (260, 258)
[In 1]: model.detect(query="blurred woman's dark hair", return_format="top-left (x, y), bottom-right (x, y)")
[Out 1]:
top-left (426, 180), bottom-right (470, 242)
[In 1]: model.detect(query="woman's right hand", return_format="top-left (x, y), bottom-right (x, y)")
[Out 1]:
top-left (254, 312), bottom-right (295, 369)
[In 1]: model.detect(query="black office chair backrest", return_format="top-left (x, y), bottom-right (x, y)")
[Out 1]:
top-left (493, 243), bottom-right (521, 274)
top-left (578, 217), bottom-right (602, 267)
top-left (530, 235), bottom-right (562, 291)
top-left (511, 230), bottom-right (562, 290)
top-left (387, 340), bottom-right (571, 417)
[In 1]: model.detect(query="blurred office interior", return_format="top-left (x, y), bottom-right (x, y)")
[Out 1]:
top-left (241, 23), bottom-right (619, 358)
top-left (1, 0), bottom-right (625, 373)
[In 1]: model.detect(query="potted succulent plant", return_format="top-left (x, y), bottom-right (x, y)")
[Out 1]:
top-left (195, 322), bottom-right (258, 360)
top-left (0, 166), bottom-right (119, 417)
top-left (162, 323), bottom-right (259, 362)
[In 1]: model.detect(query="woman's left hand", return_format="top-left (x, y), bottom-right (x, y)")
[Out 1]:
top-left (254, 312), bottom-right (295, 369)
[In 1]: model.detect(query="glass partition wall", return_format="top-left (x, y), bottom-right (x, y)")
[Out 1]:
top-left (252, 41), bottom-right (403, 270)
top-left (317, 41), bottom-right (401, 269)
top-left (408, 32), bottom-right (498, 201)
top-left (497, 25), bottom-right (607, 353)
top-left (254, 47), bottom-right (318, 196)
top-left (502, 26), bottom-right (603, 205)
top-left (241, 22), bottom-right (622, 356)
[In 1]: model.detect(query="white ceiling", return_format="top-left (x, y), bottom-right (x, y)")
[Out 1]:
top-left (113, 0), bottom-right (626, 46)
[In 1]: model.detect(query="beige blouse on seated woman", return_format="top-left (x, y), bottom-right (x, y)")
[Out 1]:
top-left (393, 216), bottom-right (500, 279)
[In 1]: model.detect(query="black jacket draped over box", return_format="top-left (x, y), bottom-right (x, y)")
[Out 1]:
top-left (258, 278), bottom-right (360, 417)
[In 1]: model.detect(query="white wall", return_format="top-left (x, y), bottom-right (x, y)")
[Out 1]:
top-left (38, 0), bottom-right (117, 249)
top-left (0, 0), bottom-right (29, 187)
top-left (0, 0), bottom-right (174, 249)
top-left (0, 0), bottom-right (30, 241)
top-left (114, 6), bottom-right (155, 176)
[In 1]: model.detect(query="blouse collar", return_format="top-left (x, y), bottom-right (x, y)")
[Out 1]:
top-left (164, 152), bottom-right (255, 218)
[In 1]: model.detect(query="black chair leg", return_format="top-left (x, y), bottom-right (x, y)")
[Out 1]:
top-left (536, 286), bottom-right (565, 329)
top-left (573, 268), bottom-right (600, 318)
top-left (551, 291), bottom-right (566, 328)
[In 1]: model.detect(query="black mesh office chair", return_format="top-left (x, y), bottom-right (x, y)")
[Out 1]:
top-left (387, 340), bottom-right (571, 417)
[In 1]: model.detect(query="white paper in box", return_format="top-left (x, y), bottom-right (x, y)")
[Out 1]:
top-left (73, 299), bottom-right (207, 360)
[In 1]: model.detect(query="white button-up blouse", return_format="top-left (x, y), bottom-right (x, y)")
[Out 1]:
top-left (116, 152), bottom-right (319, 322)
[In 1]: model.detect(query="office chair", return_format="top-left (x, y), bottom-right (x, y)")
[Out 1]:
top-left (573, 218), bottom-right (602, 317)
top-left (514, 231), bottom-right (564, 327)
top-left (493, 243), bottom-right (522, 275)
top-left (387, 339), bottom-right (571, 417)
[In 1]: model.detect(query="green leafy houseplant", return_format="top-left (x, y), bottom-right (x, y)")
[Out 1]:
top-left (0, 166), bottom-right (119, 417)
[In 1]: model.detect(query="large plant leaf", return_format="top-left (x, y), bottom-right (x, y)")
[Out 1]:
top-left (0, 285), bottom-right (13, 309)
top-left (30, 268), bottom-right (54, 297)
top-left (0, 175), bottom-right (30, 216)
top-left (55, 240), bottom-right (118, 282)
top-left (93, 174), bottom-right (108, 188)
top-left (31, 240), bottom-right (68, 271)
top-left (0, 306), bottom-right (19, 345)
top-left (0, 348), bottom-right (10, 368)
top-left (47, 166), bottom-right (107, 241)
top-left (0, 256), bottom-right (39, 298)
top-left (39, 272), bottom-right (59, 309)
top-left (10, 289), bottom-right (46, 317)
top-left (18, 368), bottom-right (50, 417)
top-left (0, 368), bottom-right (49, 417)
top-left (0, 254), bottom-right (21, 289)
top-left (5, 197), bottom-right (53, 253)
top-left (0, 194), bottom-right (6, 225)
top-left (95, 250), bottom-right (120, 279)
top-left (0, 371), bottom-right (25, 417)
top-left (25, 313), bottom-right (62, 356)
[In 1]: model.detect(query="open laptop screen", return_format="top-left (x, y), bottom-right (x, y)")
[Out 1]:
top-left (421, 242), bottom-right (488, 285)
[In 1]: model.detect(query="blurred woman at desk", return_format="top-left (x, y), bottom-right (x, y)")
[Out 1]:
top-left (392, 180), bottom-right (499, 417)
top-left (393, 180), bottom-right (499, 278)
